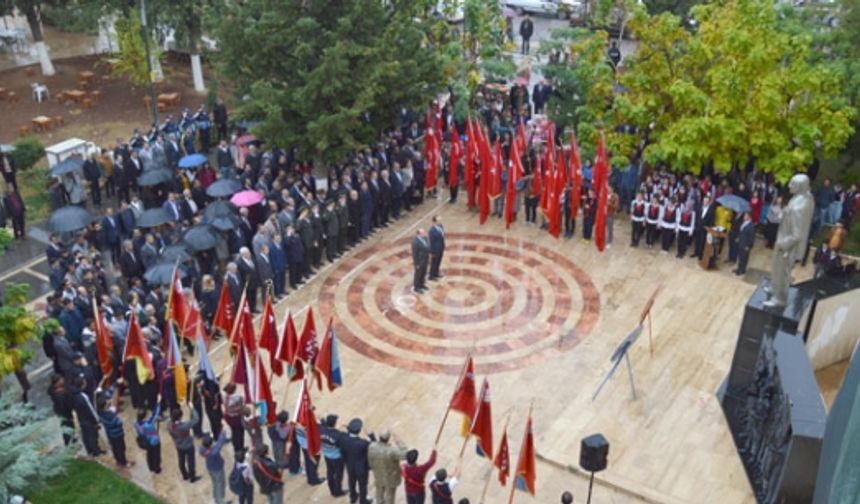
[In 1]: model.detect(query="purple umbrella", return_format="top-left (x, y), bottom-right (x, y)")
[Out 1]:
top-left (504, 6), bottom-right (516, 17)
top-left (230, 189), bottom-right (264, 207)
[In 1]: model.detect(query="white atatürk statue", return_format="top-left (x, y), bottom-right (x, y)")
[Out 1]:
top-left (764, 174), bottom-right (815, 308)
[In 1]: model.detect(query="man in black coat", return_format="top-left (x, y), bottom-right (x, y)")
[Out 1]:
top-left (428, 216), bottom-right (446, 280)
top-left (693, 195), bottom-right (716, 259)
top-left (100, 207), bottom-right (121, 261)
top-left (336, 195), bottom-right (349, 254)
top-left (519, 14), bottom-right (534, 54)
top-left (296, 208), bottom-right (315, 278)
top-left (320, 414), bottom-right (347, 498)
top-left (213, 100), bottom-right (229, 141)
top-left (323, 200), bottom-right (340, 262)
top-left (118, 200), bottom-right (136, 240)
top-left (309, 203), bottom-right (324, 268)
top-left (358, 182), bottom-right (373, 239)
top-left (255, 244), bottom-right (275, 304)
top-left (391, 163), bottom-right (405, 219)
top-left (83, 155), bottom-right (102, 207)
top-left (734, 212), bottom-right (756, 276)
top-left (71, 375), bottom-right (103, 456)
top-left (336, 418), bottom-right (373, 504)
top-left (237, 247), bottom-right (260, 313)
top-left (347, 190), bottom-right (361, 245)
top-left (4, 189), bottom-right (26, 239)
top-left (285, 225), bottom-right (305, 289)
top-left (118, 240), bottom-right (144, 281)
top-left (412, 228), bottom-right (430, 293)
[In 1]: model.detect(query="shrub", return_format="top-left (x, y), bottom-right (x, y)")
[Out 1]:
top-left (11, 137), bottom-right (45, 172)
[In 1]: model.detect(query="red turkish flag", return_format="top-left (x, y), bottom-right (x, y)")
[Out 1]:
top-left (258, 296), bottom-right (282, 376)
top-left (294, 379), bottom-right (322, 458)
top-left (505, 139), bottom-right (523, 230)
top-left (449, 355), bottom-right (477, 417)
top-left (93, 298), bottom-right (114, 384)
top-left (168, 267), bottom-right (188, 331)
top-left (212, 282), bottom-right (234, 337)
top-left (276, 311), bottom-right (304, 381)
top-left (469, 379), bottom-right (494, 459)
top-left (449, 124), bottom-right (462, 188)
top-left (569, 133), bottom-right (582, 221)
top-left (254, 351), bottom-right (277, 425)
top-left (122, 311), bottom-right (154, 382)
top-left (297, 307), bottom-right (319, 365)
top-left (465, 117), bottom-right (476, 208)
top-left (513, 413), bottom-right (537, 496)
top-left (594, 133), bottom-right (609, 252)
top-left (182, 292), bottom-right (206, 345)
top-left (494, 428), bottom-right (510, 486)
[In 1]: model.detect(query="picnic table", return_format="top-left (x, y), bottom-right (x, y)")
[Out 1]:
top-left (32, 116), bottom-right (53, 132)
top-left (157, 92), bottom-right (180, 107)
top-left (79, 71), bottom-right (96, 84)
top-left (65, 90), bottom-right (86, 104)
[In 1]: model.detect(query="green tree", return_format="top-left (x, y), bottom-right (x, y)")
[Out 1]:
top-left (539, 27), bottom-right (618, 160)
top-left (2, 0), bottom-right (57, 75)
top-left (207, 0), bottom-right (445, 162)
top-left (614, 0), bottom-right (854, 181)
top-left (112, 9), bottom-right (161, 87)
top-left (0, 284), bottom-right (42, 381)
top-left (0, 395), bottom-right (72, 502)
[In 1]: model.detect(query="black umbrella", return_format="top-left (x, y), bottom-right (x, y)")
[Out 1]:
top-left (47, 206), bottom-right (94, 233)
top-left (160, 244), bottom-right (193, 263)
top-left (138, 169), bottom-right (174, 187)
top-left (209, 214), bottom-right (242, 231)
top-left (203, 200), bottom-right (238, 219)
top-left (183, 224), bottom-right (220, 252)
top-left (206, 178), bottom-right (242, 198)
top-left (137, 207), bottom-right (173, 228)
top-left (51, 157), bottom-right (84, 176)
top-left (144, 261), bottom-right (187, 285)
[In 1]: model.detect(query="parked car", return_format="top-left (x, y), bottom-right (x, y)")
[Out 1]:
top-left (506, 0), bottom-right (566, 18)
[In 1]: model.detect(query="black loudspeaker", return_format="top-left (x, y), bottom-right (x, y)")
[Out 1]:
top-left (580, 433), bottom-right (609, 473)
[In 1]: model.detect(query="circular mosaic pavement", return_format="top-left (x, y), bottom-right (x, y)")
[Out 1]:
top-left (319, 233), bottom-right (601, 374)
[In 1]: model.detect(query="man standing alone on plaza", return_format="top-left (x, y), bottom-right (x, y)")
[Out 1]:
top-left (368, 430), bottom-right (409, 504)
top-left (412, 229), bottom-right (430, 294)
top-left (519, 14), bottom-right (534, 55)
top-left (429, 216), bottom-right (446, 281)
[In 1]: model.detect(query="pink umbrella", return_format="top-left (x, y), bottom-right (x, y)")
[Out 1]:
top-left (230, 189), bottom-right (264, 207)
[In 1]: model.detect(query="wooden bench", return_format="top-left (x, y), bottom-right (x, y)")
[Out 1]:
top-left (53, 115), bottom-right (65, 126)
top-left (18, 125), bottom-right (30, 137)
top-left (90, 90), bottom-right (102, 103)
top-left (7, 91), bottom-right (18, 103)
top-left (82, 97), bottom-right (93, 108)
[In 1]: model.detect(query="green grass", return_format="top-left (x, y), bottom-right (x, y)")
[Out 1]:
top-left (29, 460), bottom-right (164, 504)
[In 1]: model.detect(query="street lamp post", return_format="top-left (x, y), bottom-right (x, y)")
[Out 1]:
top-left (139, 0), bottom-right (158, 126)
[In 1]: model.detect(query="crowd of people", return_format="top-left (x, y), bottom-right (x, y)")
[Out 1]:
top-left (0, 74), bottom-right (856, 504)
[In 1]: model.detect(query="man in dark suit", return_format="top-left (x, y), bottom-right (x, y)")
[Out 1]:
top-left (119, 240), bottom-right (144, 281)
top-left (428, 216), bottom-right (446, 281)
top-left (412, 228), bottom-right (430, 293)
top-left (100, 207), bottom-right (121, 261)
top-left (255, 244), bottom-right (275, 304)
top-left (163, 193), bottom-right (183, 222)
top-left (734, 212), bottom-right (755, 276)
top-left (519, 14), bottom-right (534, 54)
top-left (237, 247), bottom-right (260, 312)
top-left (693, 195), bottom-right (715, 259)
top-left (270, 234), bottom-right (288, 298)
top-left (165, 133), bottom-right (181, 171)
top-left (118, 200), bottom-right (136, 239)
top-left (285, 225), bottom-right (305, 289)
top-left (336, 418), bottom-right (373, 504)
top-left (359, 182), bottom-right (373, 239)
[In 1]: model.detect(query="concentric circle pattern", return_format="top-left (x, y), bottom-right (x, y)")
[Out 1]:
top-left (319, 233), bottom-right (601, 374)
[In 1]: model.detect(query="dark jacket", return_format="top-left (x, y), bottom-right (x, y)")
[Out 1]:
top-left (412, 235), bottom-right (430, 267)
top-left (337, 433), bottom-right (371, 476)
top-left (429, 224), bottom-right (445, 255)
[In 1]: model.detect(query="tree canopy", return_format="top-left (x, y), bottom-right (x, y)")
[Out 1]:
top-left (543, 0), bottom-right (855, 180)
top-left (207, 0), bottom-right (446, 162)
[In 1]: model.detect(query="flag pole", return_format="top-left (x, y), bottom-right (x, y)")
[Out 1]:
top-left (229, 284), bottom-right (248, 348)
top-left (434, 352), bottom-right (471, 445)
top-left (480, 412), bottom-right (512, 504)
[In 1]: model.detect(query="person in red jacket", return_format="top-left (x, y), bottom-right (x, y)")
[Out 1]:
top-left (402, 448), bottom-right (437, 504)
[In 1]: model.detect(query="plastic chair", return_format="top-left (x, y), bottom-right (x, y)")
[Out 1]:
top-left (31, 83), bottom-right (49, 103)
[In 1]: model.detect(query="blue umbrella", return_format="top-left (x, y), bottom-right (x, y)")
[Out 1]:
top-left (178, 153), bottom-right (208, 169)
top-left (717, 194), bottom-right (752, 214)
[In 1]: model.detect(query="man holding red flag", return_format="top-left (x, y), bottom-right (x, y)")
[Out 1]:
top-left (258, 296), bottom-right (282, 376)
top-left (465, 117), bottom-right (477, 209)
top-left (211, 281), bottom-right (234, 339)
